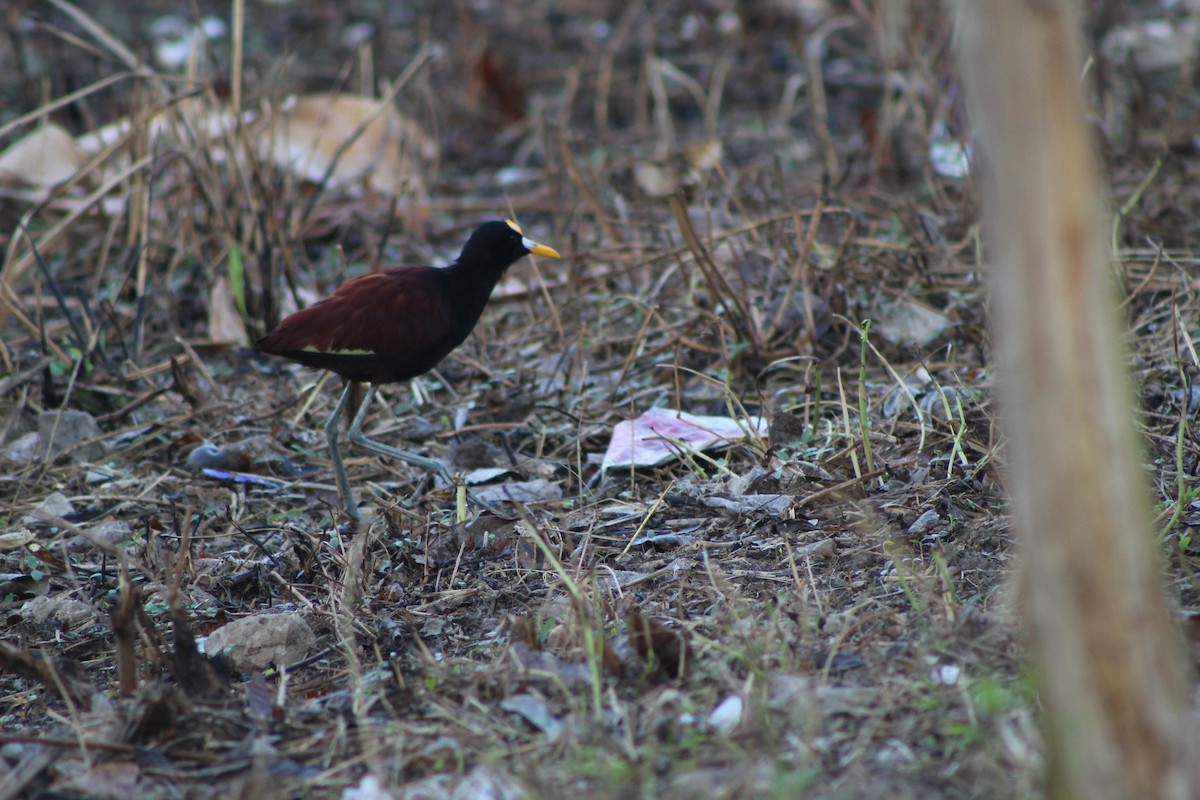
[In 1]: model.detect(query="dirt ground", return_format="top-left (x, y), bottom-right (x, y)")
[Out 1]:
top-left (1, 1), bottom-right (1198, 798)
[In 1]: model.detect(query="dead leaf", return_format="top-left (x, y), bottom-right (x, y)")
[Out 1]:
top-left (208, 274), bottom-right (248, 344)
top-left (267, 93), bottom-right (435, 197)
top-left (475, 47), bottom-right (527, 123)
top-left (170, 356), bottom-right (207, 411)
top-left (0, 123), bottom-right (87, 195)
top-left (634, 139), bottom-right (722, 197)
top-left (626, 609), bottom-right (691, 678)
top-left (50, 760), bottom-right (142, 800)
top-left (506, 615), bottom-right (539, 650)
top-left (633, 160), bottom-right (680, 198)
top-left (0, 529), bottom-right (35, 550)
top-left (601, 407), bottom-right (766, 470)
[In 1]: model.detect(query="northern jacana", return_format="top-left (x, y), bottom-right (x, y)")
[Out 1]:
top-left (256, 219), bottom-right (561, 520)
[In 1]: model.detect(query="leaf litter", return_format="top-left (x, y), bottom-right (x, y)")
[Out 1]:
top-left (0, 1), bottom-right (1194, 799)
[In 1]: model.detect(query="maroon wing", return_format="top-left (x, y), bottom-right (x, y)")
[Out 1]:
top-left (256, 267), bottom-right (463, 384)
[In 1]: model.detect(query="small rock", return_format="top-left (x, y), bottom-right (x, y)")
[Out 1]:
top-left (500, 694), bottom-right (564, 741)
top-left (149, 14), bottom-right (226, 71)
top-left (768, 410), bottom-right (808, 448)
top-left (202, 612), bottom-right (315, 672)
top-left (342, 774), bottom-right (396, 800)
top-left (629, 531), bottom-right (695, 550)
top-left (451, 766), bottom-right (526, 800)
top-left (873, 298), bottom-right (950, 348)
top-left (37, 410), bottom-right (104, 463)
top-left (462, 467), bottom-right (516, 485)
top-left (471, 479), bottom-right (563, 504)
top-left (186, 443), bottom-right (251, 472)
top-left (814, 685), bottom-right (881, 716)
top-left (85, 467), bottom-right (121, 483)
top-left (708, 694), bottom-right (743, 734)
top-left (768, 673), bottom-right (812, 711)
top-left (907, 509), bottom-right (941, 536)
top-left (340, 21), bottom-right (375, 49)
top-left (24, 491), bottom-right (76, 523)
top-left (703, 493), bottom-right (791, 516)
top-left (87, 520), bottom-right (133, 547)
top-left (1102, 18), bottom-right (1198, 76)
top-left (726, 467), bottom-right (769, 496)
top-left (21, 594), bottom-right (97, 630)
top-left (596, 570), bottom-right (646, 591)
top-left (931, 662), bottom-right (961, 686)
top-left (795, 538), bottom-right (836, 560)
top-left (4, 431), bottom-right (40, 464)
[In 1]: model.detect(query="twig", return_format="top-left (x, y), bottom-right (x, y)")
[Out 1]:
top-left (667, 192), bottom-right (755, 348)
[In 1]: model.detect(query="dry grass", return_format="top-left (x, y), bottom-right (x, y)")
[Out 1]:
top-left (0, 1), bottom-right (1195, 798)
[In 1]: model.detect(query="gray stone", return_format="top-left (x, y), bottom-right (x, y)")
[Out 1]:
top-left (87, 520), bottom-right (133, 547)
top-left (4, 431), bottom-right (40, 464)
top-left (37, 410), bottom-right (104, 463)
top-left (24, 491), bottom-right (75, 523)
top-left (21, 594), bottom-right (97, 630)
top-left (203, 612), bottom-right (316, 672)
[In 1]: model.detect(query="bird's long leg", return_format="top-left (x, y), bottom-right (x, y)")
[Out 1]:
top-left (348, 384), bottom-right (454, 484)
top-left (325, 382), bottom-right (360, 520)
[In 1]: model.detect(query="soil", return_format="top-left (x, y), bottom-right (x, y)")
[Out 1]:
top-left (1, 1), bottom-right (1197, 798)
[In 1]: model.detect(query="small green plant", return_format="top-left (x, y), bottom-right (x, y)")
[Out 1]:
top-left (856, 318), bottom-right (875, 474)
top-left (968, 676), bottom-right (1024, 718)
top-left (1154, 365), bottom-right (1200, 543)
top-left (567, 746), bottom-right (641, 790)
top-left (769, 766), bottom-right (820, 799)
top-left (227, 243), bottom-right (248, 319)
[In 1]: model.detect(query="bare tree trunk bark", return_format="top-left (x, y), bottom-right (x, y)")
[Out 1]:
top-left (952, 1), bottom-right (1196, 798)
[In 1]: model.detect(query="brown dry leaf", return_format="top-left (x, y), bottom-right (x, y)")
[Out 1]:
top-left (506, 615), bottom-right (540, 650)
top-left (208, 274), bottom-right (248, 344)
top-left (626, 609), bottom-right (691, 678)
top-left (266, 93), bottom-right (435, 197)
top-left (0, 123), bottom-right (87, 196)
top-left (475, 47), bottom-right (527, 123)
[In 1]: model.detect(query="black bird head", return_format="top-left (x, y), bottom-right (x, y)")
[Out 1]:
top-left (457, 220), bottom-right (561, 274)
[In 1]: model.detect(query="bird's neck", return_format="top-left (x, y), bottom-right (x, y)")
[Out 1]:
top-left (441, 261), bottom-right (507, 332)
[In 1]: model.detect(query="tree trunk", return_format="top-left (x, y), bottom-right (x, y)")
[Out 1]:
top-left (952, 1), bottom-right (1196, 798)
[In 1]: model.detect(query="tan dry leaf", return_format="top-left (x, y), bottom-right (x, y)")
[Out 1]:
top-left (0, 529), bottom-right (35, 550)
top-left (633, 160), bottom-right (679, 198)
top-left (77, 98), bottom-right (243, 156)
top-left (0, 123), bottom-right (87, 192)
top-left (267, 94), bottom-right (435, 197)
top-left (633, 138), bottom-right (722, 198)
top-left (684, 138), bottom-right (722, 172)
top-left (208, 274), bottom-right (248, 344)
